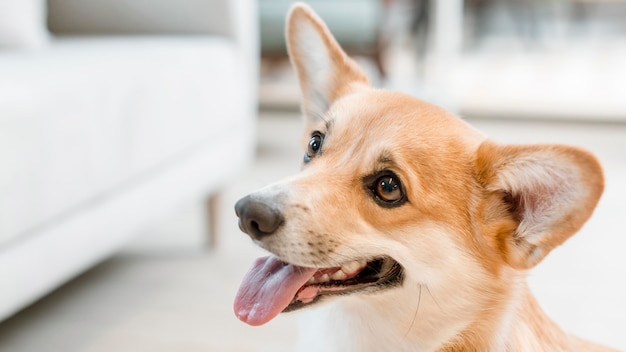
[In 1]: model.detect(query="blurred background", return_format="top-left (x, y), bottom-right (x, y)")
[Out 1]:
top-left (0, 0), bottom-right (625, 351)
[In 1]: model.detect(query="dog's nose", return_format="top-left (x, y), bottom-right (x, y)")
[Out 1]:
top-left (235, 195), bottom-right (283, 240)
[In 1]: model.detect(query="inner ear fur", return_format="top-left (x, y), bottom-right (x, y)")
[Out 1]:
top-left (476, 141), bottom-right (604, 269)
top-left (285, 3), bottom-right (369, 126)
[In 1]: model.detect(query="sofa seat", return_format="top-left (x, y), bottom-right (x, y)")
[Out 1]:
top-left (0, 36), bottom-right (245, 246)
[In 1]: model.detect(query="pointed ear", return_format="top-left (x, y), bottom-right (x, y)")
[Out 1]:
top-left (285, 3), bottom-right (369, 126)
top-left (476, 142), bottom-right (604, 269)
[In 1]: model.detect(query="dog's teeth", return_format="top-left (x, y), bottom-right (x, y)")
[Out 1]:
top-left (331, 270), bottom-right (347, 280)
top-left (341, 261), bottom-right (365, 275)
top-left (341, 262), bottom-right (354, 273)
top-left (308, 262), bottom-right (367, 285)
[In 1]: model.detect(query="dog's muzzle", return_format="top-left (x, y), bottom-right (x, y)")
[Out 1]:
top-left (235, 195), bottom-right (284, 240)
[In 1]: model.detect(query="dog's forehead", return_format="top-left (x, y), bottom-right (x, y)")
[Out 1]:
top-left (324, 90), bottom-right (486, 160)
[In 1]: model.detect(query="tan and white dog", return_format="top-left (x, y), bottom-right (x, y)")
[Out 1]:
top-left (234, 3), bottom-right (615, 351)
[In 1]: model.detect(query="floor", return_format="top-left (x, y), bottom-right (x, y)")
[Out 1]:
top-left (0, 111), bottom-right (625, 351)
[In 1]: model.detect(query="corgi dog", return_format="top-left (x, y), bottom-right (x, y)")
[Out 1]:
top-left (234, 3), bottom-right (615, 351)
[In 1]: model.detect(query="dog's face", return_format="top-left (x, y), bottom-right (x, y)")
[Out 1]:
top-left (234, 4), bottom-right (604, 328)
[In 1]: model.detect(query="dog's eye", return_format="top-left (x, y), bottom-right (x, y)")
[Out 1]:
top-left (372, 174), bottom-right (405, 205)
top-left (304, 132), bottom-right (323, 163)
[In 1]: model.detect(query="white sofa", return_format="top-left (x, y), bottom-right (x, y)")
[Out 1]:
top-left (0, 0), bottom-right (258, 321)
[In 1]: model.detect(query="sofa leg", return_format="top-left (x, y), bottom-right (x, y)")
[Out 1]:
top-left (207, 193), bottom-right (221, 249)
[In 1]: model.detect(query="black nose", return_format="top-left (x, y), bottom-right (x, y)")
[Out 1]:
top-left (234, 195), bottom-right (283, 240)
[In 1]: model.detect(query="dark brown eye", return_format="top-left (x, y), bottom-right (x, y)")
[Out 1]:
top-left (373, 175), bottom-right (404, 204)
top-left (304, 132), bottom-right (323, 163)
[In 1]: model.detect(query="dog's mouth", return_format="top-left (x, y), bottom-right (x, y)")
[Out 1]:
top-left (234, 255), bottom-right (404, 326)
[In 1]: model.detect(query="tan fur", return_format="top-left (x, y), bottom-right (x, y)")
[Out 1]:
top-left (242, 3), bottom-right (615, 351)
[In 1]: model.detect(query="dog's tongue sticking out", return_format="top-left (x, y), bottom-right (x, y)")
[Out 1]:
top-left (234, 256), bottom-right (317, 326)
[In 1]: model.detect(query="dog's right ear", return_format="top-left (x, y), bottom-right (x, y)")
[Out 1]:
top-left (286, 3), bottom-right (369, 126)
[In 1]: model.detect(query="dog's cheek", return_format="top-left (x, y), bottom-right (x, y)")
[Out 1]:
top-left (355, 197), bottom-right (420, 238)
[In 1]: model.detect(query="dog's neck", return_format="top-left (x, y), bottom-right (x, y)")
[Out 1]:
top-left (439, 285), bottom-right (571, 352)
top-left (296, 280), bottom-right (589, 352)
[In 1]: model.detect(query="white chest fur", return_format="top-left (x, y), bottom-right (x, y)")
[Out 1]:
top-left (294, 297), bottom-right (456, 352)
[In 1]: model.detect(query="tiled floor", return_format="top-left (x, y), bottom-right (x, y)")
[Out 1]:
top-left (0, 111), bottom-right (625, 351)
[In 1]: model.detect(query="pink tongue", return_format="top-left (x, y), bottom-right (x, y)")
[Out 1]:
top-left (234, 256), bottom-right (317, 326)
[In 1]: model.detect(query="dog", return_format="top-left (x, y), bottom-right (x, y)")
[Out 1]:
top-left (233, 3), bottom-right (615, 351)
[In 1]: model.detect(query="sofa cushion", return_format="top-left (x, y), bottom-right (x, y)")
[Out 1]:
top-left (0, 0), bottom-right (48, 49)
top-left (0, 36), bottom-right (246, 246)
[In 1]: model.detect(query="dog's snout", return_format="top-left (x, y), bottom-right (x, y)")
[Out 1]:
top-left (235, 195), bottom-right (283, 240)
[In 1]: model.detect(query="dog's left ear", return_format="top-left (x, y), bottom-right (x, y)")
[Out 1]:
top-left (476, 142), bottom-right (604, 269)
top-left (285, 3), bottom-right (369, 126)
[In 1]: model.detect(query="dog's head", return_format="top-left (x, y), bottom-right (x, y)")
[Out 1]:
top-left (234, 3), bottom-right (604, 328)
